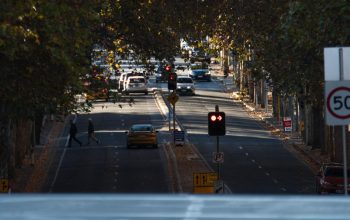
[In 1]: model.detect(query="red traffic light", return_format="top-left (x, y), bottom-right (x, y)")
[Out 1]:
top-left (165, 65), bottom-right (171, 71)
top-left (210, 115), bottom-right (223, 122)
top-left (169, 74), bottom-right (175, 80)
top-left (208, 111), bottom-right (226, 136)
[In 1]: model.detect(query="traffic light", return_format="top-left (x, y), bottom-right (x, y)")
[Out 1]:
top-left (208, 112), bottom-right (226, 136)
top-left (165, 65), bottom-right (171, 72)
top-left (168, 72), bottom-right (177, 90)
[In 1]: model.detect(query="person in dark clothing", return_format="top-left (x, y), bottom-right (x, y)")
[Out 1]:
top-left (68, 120), bottom-right (82, 147)
top-left (87, 118), bottom-right (100, 145)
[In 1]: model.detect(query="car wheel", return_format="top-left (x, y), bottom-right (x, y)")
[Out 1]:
top-left (145, 91), bottom-right (148, 95)
top-left (156, 80), bottom-right (159, 83)
top-left (152, 144), bottom-right (158, 149)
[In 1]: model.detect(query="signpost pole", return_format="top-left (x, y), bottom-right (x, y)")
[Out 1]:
top-left (169, 110), bottom-right (171, 131)
top-left (339, 48), bottom-right (348, 195)
top-left (173, 102), bottom-right (176, 146)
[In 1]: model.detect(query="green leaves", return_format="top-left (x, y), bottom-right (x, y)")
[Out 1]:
top-left (0, 1), bottom-right (98, 118)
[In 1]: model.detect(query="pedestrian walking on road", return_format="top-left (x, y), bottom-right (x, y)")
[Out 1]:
top-left (87, 118), bottom-right (100, 145)
top-left (68, 119), bottom-right (82, 147)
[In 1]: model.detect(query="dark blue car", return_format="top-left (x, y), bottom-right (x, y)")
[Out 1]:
top-left (189, 69), bottom-right (211, 81)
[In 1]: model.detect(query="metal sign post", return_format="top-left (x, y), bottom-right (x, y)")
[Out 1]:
top-left (324, 47), bottom-right (350, 195)
top-left (167, 92), bottom-right (179, 146)
top-left (339, 48), bottom-right (348, 195)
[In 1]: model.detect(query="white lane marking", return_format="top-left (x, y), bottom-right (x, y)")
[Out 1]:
top-left (251, 159), bottom-right (256, 163)
top-left (265, 172), bottom-right (270, 176)
top-left (258, 165), bottom-right (263, 169)
top-left (239, 146), bottom-right (243, 150)
top-left (49, 147), bottom-right (67, 192)
top-left (281, 187), bottom-right (287, 192)
top-left (273, 179), bottom-right (279, 184)
top-left (245, 153), bottom-right (249, 156)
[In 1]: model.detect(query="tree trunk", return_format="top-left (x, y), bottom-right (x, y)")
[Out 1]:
top-left (311, 106), bottom-right (324, 149)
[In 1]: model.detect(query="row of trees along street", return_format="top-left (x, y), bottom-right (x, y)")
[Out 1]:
top-left (1, 0), bottom-right (350, 182)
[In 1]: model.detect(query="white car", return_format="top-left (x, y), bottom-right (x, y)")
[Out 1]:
top-left (118, 71), bottom-right (144, 92)
top-left (124, 76), bottom-right (148, 95)
top-left (176, 76), bottom-right (195, 96)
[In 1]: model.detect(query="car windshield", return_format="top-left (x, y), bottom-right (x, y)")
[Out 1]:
top-left (177, 78), bottom-right (193, 83)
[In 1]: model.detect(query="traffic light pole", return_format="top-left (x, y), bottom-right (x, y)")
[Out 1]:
top-left (216, 135), bottom-right (220, 180)
top-left (215, 105), bottom-right (221, 181)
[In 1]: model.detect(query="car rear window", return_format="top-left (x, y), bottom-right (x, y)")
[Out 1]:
top-left (177, 78), bottom-right (193, 83)
top-left (192, 70), bottom-right (208, 74)
top-left (325, 167), bottom-right (350, 177)
top-left (131, 125), bottom-right (153, 132)
top-left (129, 78), bottom-right (145, 83)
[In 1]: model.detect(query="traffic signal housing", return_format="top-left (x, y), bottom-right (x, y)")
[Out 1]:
top-left (168, 72), bottom-right (177, 90)
top-left (208, 112), bottom-right (226, 136)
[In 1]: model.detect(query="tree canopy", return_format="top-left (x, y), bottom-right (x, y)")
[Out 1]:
top-left (2, 0), bottom-right (350, 120)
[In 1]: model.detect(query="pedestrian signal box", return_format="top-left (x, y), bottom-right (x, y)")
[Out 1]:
top-left (208, 112), bottom-right (226, 136)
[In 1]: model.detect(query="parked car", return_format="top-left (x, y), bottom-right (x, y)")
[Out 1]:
top-left (125, 124), bottom-right (158, 149)
top-left (315, 162), bottom-right (350, 194)
top-left (123, 76), bottom-right (148, 95)
top-left (189, 69), bottom-right (211, 81)
top-left (176, 76), bottom-right (195, 96)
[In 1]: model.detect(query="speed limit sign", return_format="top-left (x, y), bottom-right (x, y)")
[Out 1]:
top-left (325, 80), bottom-right (350, 125)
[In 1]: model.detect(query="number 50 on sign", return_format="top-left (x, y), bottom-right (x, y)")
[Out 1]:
top-left (325, 81), bottom-right (350, 125)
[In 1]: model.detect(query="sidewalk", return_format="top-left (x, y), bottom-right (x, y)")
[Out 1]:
top-left (10, 116), bottom-right (66, 192)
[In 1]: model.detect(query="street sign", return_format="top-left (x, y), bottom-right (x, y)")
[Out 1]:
top-left (325, 81), bottom-right (350, 125)
top-left (193, 172), bottom-right (218, 194)
top-left (167, 92), bottom-right (179, 106)
top-left (0, 179), bottom-right (9, 193)
top-left (174, 130), bottom-right (185, 146)
top-left (283, 117), bottom-right (292, 132)
top-left (213, 152), bottom-right (224, 163)
top-left (193, 172), bottom-right (218, 187)
top-left (324, 47), bottom-right (350, 81)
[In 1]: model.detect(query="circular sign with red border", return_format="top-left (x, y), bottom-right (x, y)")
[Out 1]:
top-left (326, 86), bottom-right (350, 119)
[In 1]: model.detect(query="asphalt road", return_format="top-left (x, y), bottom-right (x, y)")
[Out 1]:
top-left (42, 94), bottom-right (171, 193)
top-left (173, 75), bottom-right (316, 194)
top-left (42, 63), bottom-right (316, 194)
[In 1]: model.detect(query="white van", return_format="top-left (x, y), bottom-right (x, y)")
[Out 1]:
top-left (119, 72), bottom-right (145, 92)
top-left (124, 76), bottom-right (148, 95)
